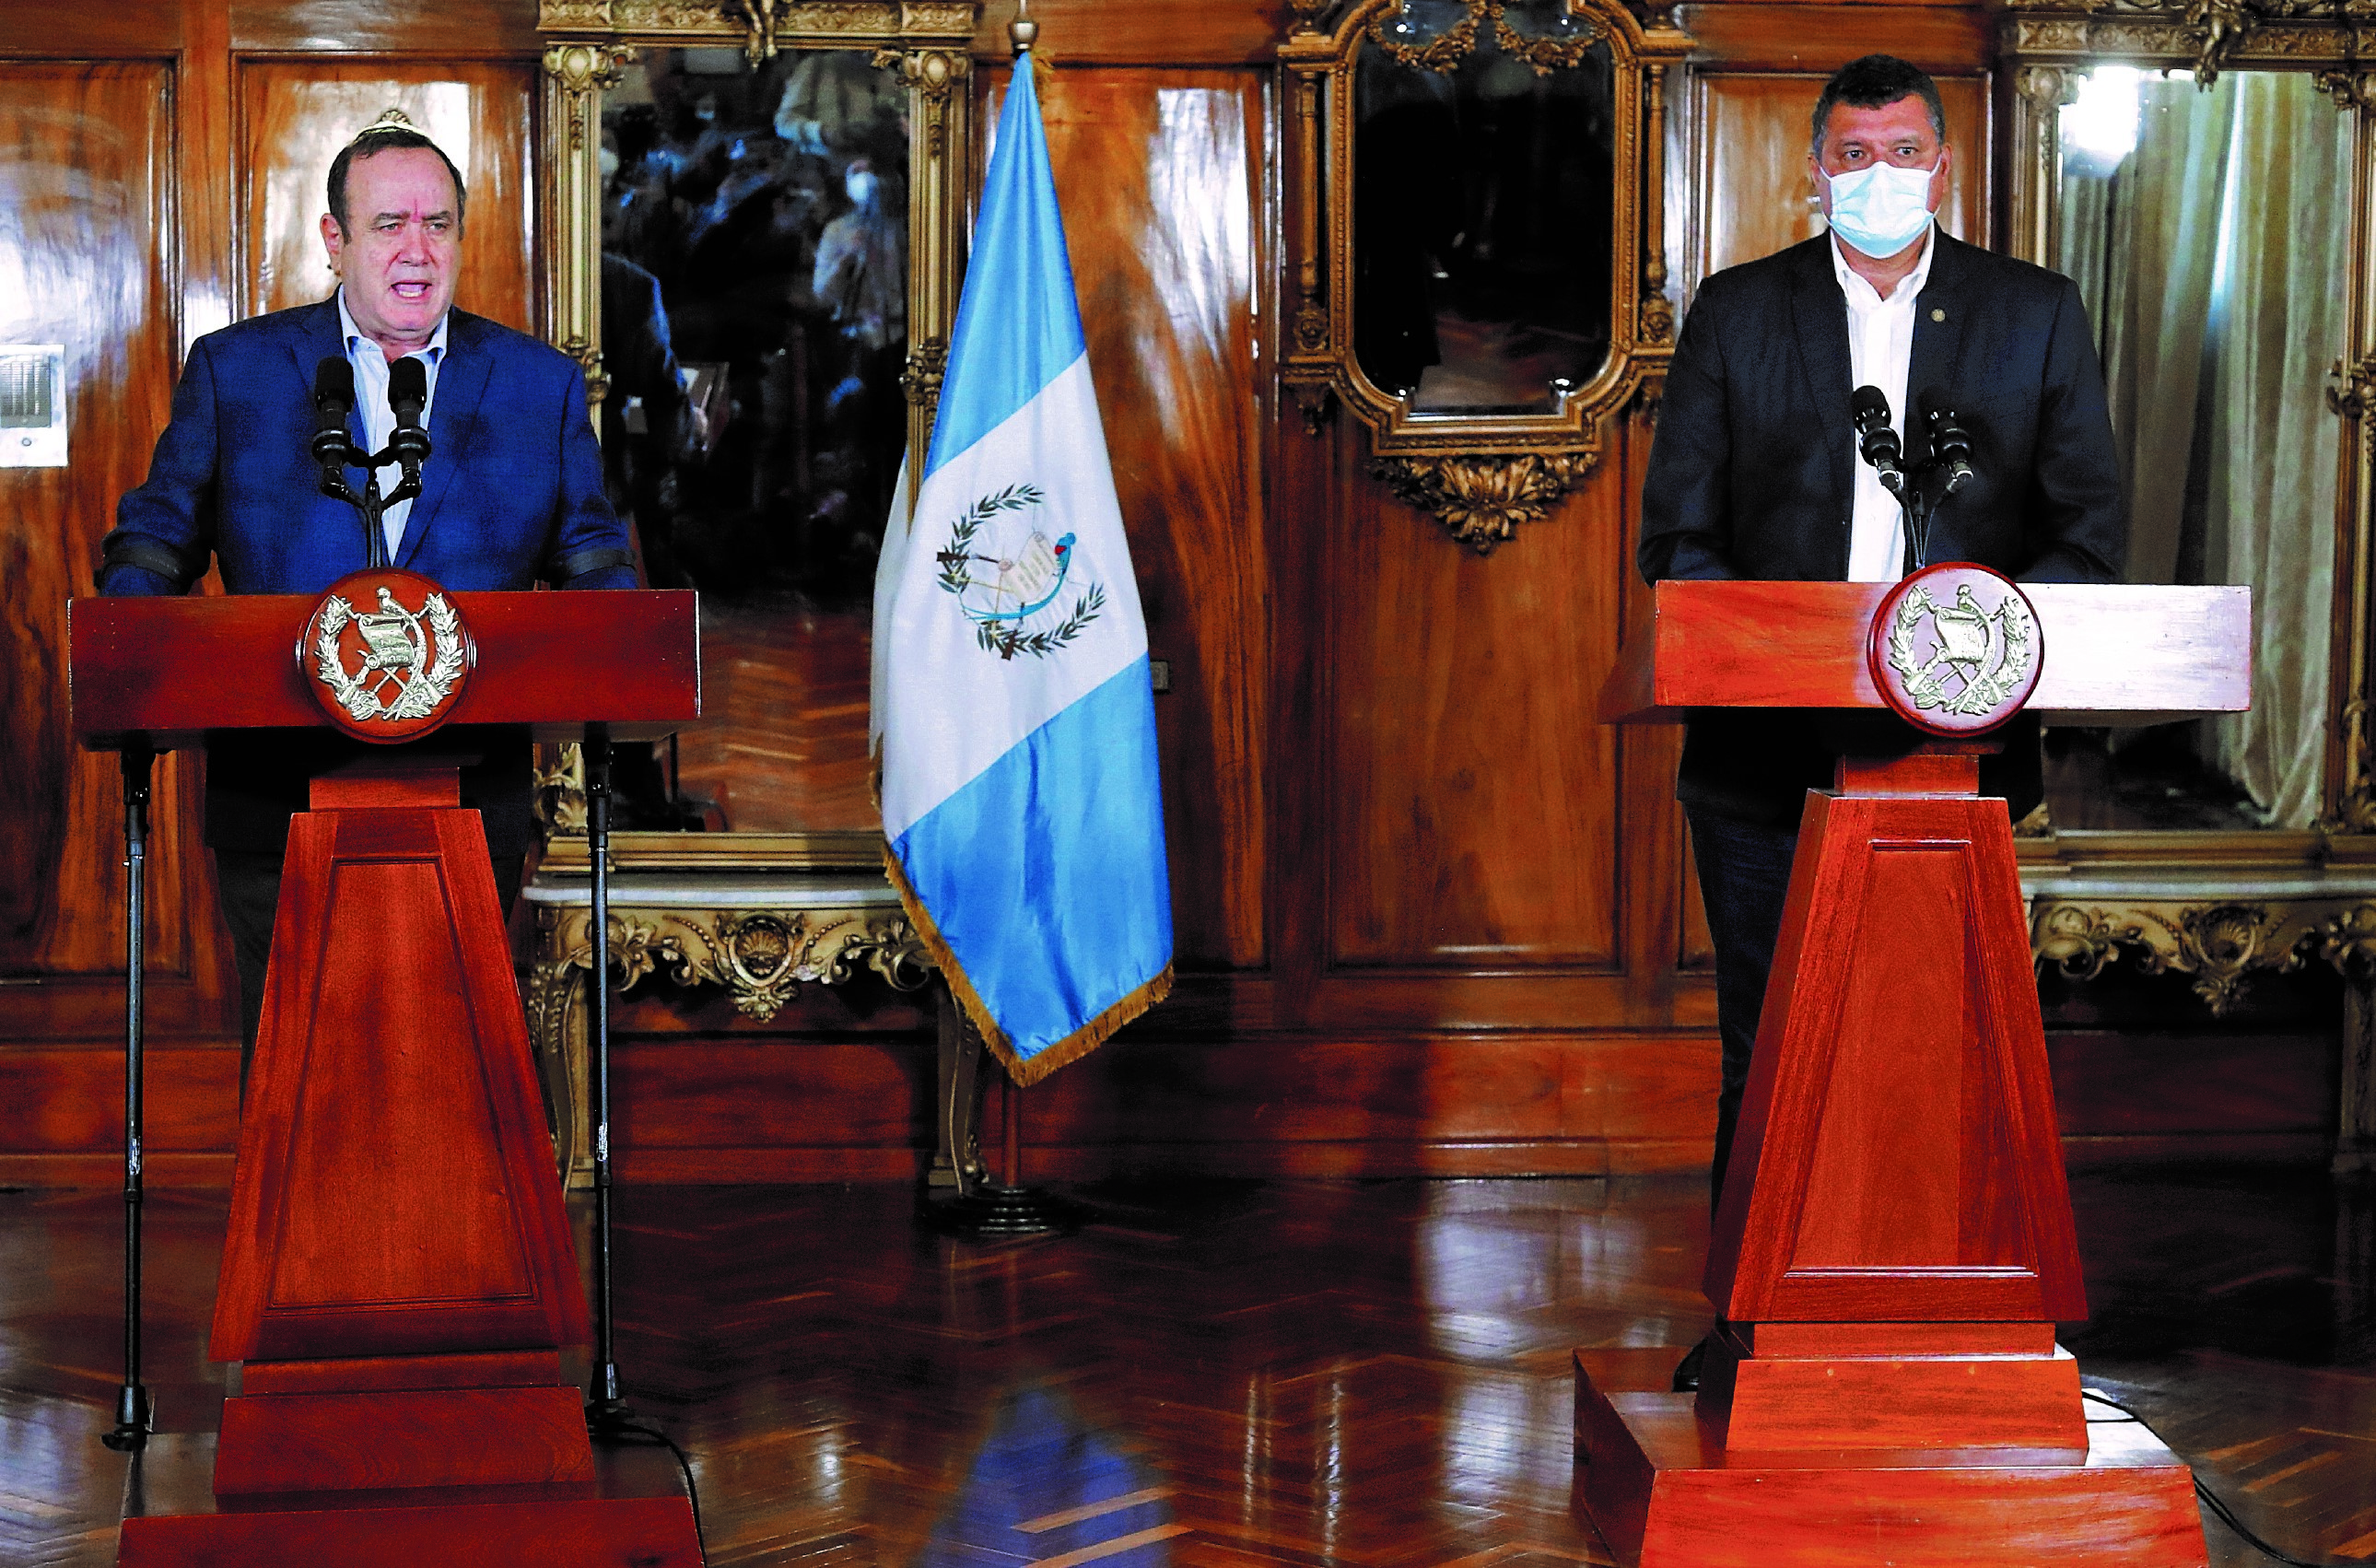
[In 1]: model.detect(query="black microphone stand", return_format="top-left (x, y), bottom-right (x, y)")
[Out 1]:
top-left (581, 724), bottom-right (633, 1433)
top-left (102, 741), bottom-right (155, 1453)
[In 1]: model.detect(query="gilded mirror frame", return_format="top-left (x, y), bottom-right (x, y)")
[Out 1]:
top-left (1999, 1), bottom-right (2376, 1035)
top-left (533, 0), bottom-right (977, 866)
top-left (1280, 0), bottom-right (1694, 552)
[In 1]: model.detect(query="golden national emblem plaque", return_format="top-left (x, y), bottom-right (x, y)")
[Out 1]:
top-left (298, 568), bottom-right (475, 742)
top-left (1867, 561), bottom-right (2043, 737)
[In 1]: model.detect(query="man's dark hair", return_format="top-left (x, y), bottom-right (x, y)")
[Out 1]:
top-left (326, 128), bottom-right (468, 236)
top-left (1810, 55), bottom-right (1947, 156)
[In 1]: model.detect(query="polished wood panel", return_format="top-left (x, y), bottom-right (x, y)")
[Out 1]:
top-left (0, 64), bottom-right (204, 986)
top-left (1601, 581), bottom-right (2253, 723)
top-left (212, 790), bottom-right (589, 1362)
top-left (240, 60), bottom-right (540, 330)
top-left (1326, 453), bottom-right (1630, 968)
top-left (71, 590), bottom-right (699, 745)
top-left (997, 64), bottom-right (1272, 970)
top-left (228, 0), bottom-right (544, 54)
top-left (12, 1172), bottom-right (2376, 1566)
top-left (969, 0), bottom-right (1282, 64)
top-left (1695, 71), bottom-right (1988, 285)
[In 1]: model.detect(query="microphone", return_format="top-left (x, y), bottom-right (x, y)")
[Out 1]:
top-left (386, 356), bottom-right (432, 478)
top-left (1850, 384), bottom-right (1904, 494)
top-left (1922, 402), bottom-right (1975, 497)
top-left (311, 356), bottom-right (357, 469)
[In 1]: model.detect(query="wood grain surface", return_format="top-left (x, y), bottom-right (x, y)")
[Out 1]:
top-left (240, 59), bottom-right (539, 329)
top-left (70, 590), bottom-right (699, 745)
top-left (211, 791), bottom-right (590, 1361)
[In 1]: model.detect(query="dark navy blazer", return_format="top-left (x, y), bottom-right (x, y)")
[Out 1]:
top-left (99, 298), bottom-right (638, 852)
top-left (100, 298), bottom-right (634, 596)
top-left (1635, 231), bottom-right (2125, 825)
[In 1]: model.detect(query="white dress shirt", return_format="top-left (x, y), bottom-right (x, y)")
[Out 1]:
top-left (1831, 226), bottom-right (1935, 581)
top-left (336, 288), bottom-right (449, 560)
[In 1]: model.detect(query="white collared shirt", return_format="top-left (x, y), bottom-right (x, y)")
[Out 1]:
top-left (1831, 226), bottom-right (1935, 581)
top-left (336, 288), bottom-right (449, 560)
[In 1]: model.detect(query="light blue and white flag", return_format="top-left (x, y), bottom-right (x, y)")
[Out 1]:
top-left (871, 58), bottom-right (1172, 1086)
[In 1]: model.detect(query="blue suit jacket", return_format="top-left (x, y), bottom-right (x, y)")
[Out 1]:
top-left (99, 298), bottom-right (638, 852)
top-left (100, 298), bottom-right (635, 595)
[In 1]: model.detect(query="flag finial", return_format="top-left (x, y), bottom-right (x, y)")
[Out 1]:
top-left (1009, 0), bottom-right (1037, 54)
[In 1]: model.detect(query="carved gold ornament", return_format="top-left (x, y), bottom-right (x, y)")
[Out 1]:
top-left (1371, 451), bottom-right (1597, 553)
top-left (2030, 895), bottom-right (2376, 1015)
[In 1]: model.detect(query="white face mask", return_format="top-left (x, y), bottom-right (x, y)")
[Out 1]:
top-left (846, 170), bottom-right (878, 206)
top-left (1822, 158), bottom-right (1938, 258)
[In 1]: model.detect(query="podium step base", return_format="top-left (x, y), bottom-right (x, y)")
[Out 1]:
top-left (1574, 1352), bottom-right (2206, 1568)
top-left (115, 1433), bottom-right (701, 1568)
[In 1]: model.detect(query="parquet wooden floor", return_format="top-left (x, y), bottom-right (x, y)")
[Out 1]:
top-left (4, 1169), bottom-right (2375, 1565)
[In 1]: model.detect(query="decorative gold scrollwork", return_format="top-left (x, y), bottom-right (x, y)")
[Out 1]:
top-left (2314, 68), bottom-right (2376, 108)
top-left (2027, 896), bottom-right (2376, 1014)
top-left (1491, 0), bottom-right (1609, 75)
top-left (1366, 0), bottom-right (1485, 72)
top-left (1372, 452), bottom-right (1597, 552)
top-left (724, 0), bottom-right (785, 64)
top-left (2330, 355), bottom-right (2376, 423)
top-left (533, 742), bottom-right (590, 836)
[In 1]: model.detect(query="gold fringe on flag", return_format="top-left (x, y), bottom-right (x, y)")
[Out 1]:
top-left (882, 840), bottom-right (1172, 1088)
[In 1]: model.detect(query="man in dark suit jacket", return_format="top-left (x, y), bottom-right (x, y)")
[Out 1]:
top-left (98, 120), bottom-right (636, 1071)
top-left (1637, 55), bottom-right (2122, 1384)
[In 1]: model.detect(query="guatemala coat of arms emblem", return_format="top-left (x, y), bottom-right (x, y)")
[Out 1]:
top-left (298, 568), bottom-right (474, 741)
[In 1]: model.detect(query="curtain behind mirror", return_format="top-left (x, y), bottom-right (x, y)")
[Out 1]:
top-left (2056, 71), bottom-right (2349, 828)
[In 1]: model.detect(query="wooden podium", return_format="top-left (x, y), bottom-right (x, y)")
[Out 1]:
top-left (1575, 575), bottom-right (2250, 1568)
top-left (71, 577), bottom-right (704, 1566)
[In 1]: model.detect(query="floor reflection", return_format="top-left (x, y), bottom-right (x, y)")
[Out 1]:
top-left (3, 1172), bottom-right (2373, 1564)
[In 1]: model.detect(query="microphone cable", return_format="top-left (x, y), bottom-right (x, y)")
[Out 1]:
top-left (2082, 1385), bottom-right (2344, 1567)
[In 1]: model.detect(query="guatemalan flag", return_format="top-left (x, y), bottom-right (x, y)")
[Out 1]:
top-left (871, 58), bottom-right (1173, 1086)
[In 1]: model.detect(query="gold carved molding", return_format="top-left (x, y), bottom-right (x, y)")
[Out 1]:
top-left (2001, 0), bottom-right (2376, 87)
top-left (1280, 0), bottom-right (1691, 551)
top-left (1370, 452), bottom-right (1598, 554)
top-left (529, 890), bottom-right (929, 1182)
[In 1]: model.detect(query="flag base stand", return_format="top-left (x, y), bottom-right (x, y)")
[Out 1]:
top-left (924, 1182), bottom-right (1086, 1238)
top-left (919, 1051), bottom-right (1085, 1238)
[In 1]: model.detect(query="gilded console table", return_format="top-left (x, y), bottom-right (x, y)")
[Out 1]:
top-left (523, 831), bottom-right (992, 1190)
top-left (2019, 831), bottom-right (2376, 1172)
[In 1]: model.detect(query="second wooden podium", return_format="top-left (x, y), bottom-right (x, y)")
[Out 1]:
top-left (73, 572), bottom-right (704, 1567)
top-left (1577, 571), bottom-right (2249, 1568)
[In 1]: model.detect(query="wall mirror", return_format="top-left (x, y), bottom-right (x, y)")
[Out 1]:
top-left (538, 2), bottom-right (976, 849)
top-left (2002, 2), bottom-right (2376, 1017)
top-left (1281, 0), bottom-right (1691, 550)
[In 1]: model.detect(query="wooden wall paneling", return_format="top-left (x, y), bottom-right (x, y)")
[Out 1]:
top-left (969, 0), bottom-right (1286, 65)
top-left (1324, 474), bottom-right (1624, 973)
top-left (228, 0), bottom-right (543, 55)
top-left (0, 63), bottom-right (226, 1039)
top-left (986, 64), bottom-right (1274, 972)
top-left (1691, 70), bottom-right (1990, 286)
top-left (239, 59), bottom-right (540, 329)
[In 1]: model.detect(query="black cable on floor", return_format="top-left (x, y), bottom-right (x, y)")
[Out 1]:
top-left (591, 1411), bottom-right (708, 1566)
top-left (2082, 1386), bottom-right (2338, 1568)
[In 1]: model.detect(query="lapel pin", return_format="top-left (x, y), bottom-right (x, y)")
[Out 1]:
top-left (1931, 308), bottom-right (1947, 322)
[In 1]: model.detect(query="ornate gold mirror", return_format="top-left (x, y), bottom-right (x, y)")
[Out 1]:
top-left (1282, 0), bottom-right (1692, 551)
top-left (526, 3), bottom-right (976, 1181)
top-left (2001, 4), bottom-right (2376, 1026)
top-left (539, 3), bottom-right (973, 843)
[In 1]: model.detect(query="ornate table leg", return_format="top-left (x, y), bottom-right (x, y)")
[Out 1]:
top-left (929, 979), bottom-right (988, 1198)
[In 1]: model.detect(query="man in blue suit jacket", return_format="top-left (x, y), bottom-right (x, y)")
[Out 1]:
top-left (1636, 56), bottom-right (2123, 1388)
top-left (99, 120), bottom-right (637, 1069)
